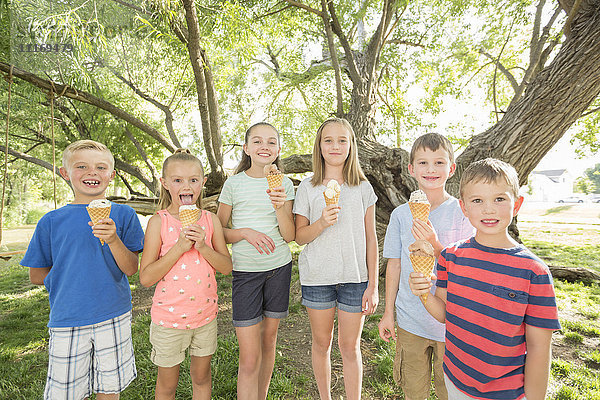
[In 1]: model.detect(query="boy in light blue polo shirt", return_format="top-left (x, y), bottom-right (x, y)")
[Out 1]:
top-left (378, 133), bottom-right (473, 400)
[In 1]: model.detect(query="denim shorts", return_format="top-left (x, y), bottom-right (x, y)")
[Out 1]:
top-left (232, 261), bottom-right (292, 327)
top-left (301, 282), bottom-right (368, 313)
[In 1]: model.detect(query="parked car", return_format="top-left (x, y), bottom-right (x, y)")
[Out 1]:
top-left (589, 194), bottom-right (600, 203)
top-left (556, 195), bottom-right (585, 203)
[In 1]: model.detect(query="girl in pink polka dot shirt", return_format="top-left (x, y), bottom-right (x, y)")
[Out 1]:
top-left (140, 149), bottom-right (232, 399)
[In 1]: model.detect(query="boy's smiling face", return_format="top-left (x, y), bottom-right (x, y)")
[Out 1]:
top-left (459, 178), bottom-right (524, 248)
top-left (60, 149), bottom-right (115, 204)
top-left (408, 147), bottom-right (455, 192)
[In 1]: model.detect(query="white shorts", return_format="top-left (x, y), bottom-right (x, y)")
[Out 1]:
top-left (44, 311), bottom-right (136, 400)
top-left (444, 374), bottom-right (527, 400)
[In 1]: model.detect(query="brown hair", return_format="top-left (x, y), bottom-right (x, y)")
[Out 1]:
top-left (311, 118), bottom-right (367, 187)
top-left (460, 158), bottom-right (520, 199)
top-left (62, 140), bottom-right (114, 170)
top-left (234, 122), bottom-right (282, 175)
top-left (157, 149), bottom-right (205, 210)
top-left (409, 133), bottom-right (455, 164)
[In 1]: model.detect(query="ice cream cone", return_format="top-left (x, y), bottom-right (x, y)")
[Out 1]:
top-left (87, 200), bottom-right (111, 245)
top-left (323, 192), bottom-right (340, 206)
top-left (410, 254), bottom-right (435, 304)
top-left (179, 206), bottom-right (200, 227)
top-left (266, 173), bottom-right (284, 189)
top-left (409, 202), bottom-right (431, 222)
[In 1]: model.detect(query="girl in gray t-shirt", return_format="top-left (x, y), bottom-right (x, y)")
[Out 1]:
top-left (293, 118), bottom-right (378, 399)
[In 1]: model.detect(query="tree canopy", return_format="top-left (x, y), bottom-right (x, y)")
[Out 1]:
top-left (1, 0), bottom-right (600, 233)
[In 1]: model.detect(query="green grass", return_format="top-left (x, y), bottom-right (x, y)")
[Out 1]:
top-left (544, 205), bottom-right (574, 215)
top-left (522, 239), bottom-right (600, 272)
top-left (561, 320), bottom-right (600, 337)
top-left (2, 233), bottom-right (599, 399)
top-left (564, 331), bottom-right (584, 344)
top-left (551, 359), bottom-right (600, 399)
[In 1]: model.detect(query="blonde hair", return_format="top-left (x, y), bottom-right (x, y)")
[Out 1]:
top-left (460, 158), bottom-right (520, 199)
top-left (409, 133), bottom-right (455, 164)
top-left (234, 122), bottom-right (282, 175)
top-left (311, 118), bottom-right (367, 187)
top-left (62, 140), bottom-right (114, 170)
top-left (157, 149), bottom-right (205, 210)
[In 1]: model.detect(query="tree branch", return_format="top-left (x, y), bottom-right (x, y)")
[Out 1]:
top-left (180, 0), bottom-right (221, 173)
top-left (282, 0), bottom-right (324, 17)
top-left (106, 63), bottom-right (182, 148)
top-left (123, 125), bottom-right (159, 189)
top-left (326, 1), bottom-right (362, 85)
top-left (0, 62), bottom-right (176, 152)
top-left (478, 49), bottom-right (519, 92)
top-left (0, 145), bottom-right (65, 180)
top-left (321, 0), bottom-right (344, 116)
top-left (386, 39), bottom-right (425, 48)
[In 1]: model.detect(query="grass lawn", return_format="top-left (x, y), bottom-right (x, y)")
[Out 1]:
top-left (1, 225), bottom-right (599, 399)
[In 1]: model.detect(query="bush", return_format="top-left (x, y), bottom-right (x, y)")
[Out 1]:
top-left (25, 208), bottom-right (47, 225)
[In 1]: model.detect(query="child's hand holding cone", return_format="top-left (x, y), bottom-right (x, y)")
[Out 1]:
top-left (87, 199), bottom-right (112, 245)
top-left (408, 240), bottom-right (436, 304)
top-left (265, 164), bottom-right (286, 209)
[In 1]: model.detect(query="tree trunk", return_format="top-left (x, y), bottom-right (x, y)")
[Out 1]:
top-left (180, 0), bottom-right (226, 194)
top-left (452, 3), bottom-right (600, 194)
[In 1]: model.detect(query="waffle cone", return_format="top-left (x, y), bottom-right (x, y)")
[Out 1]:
top-left (410, 254), bottom-right (435, 304)
top-left (323, 192), bottom-right (340, 206)
top-left (86, 205), bottom-right (111, 245)
top-left (266, 173), bottom-right (284, 189)
top-left (409, 202), bottom-right (430, 221)
top-left (180, 208), bottom-right (200, 227)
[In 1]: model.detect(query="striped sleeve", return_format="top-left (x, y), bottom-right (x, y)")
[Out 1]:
top-left (523, 256), bottom-right (561, 330)
top-left (436, 247), bottom-right (449, 289)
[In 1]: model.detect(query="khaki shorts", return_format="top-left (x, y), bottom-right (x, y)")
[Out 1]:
top-left (150, 318), bottom-right (217, 368)
top-left (393, 327), bottom-right (447, 400)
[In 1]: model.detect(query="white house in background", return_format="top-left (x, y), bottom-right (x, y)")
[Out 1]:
top-left (523, 169), bottom-right (574, 202)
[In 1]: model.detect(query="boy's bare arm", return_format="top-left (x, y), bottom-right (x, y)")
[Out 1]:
top-left (524, 325), bottom-right (553, 400)
top-left (93, 218), bottom-right (139, 276)
top-left (408, 272), bottom-right (447, 323)
top-left (30, 267), bottom-right (51, 285)
top-left (378, 258), bottom-right (400, 342)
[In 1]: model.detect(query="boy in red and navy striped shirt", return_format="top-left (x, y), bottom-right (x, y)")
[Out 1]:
top-left (410, 158), bottom-right (560, 400)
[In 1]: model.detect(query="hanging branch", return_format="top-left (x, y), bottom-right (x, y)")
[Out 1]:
top-left (1, 66), bottom-right (13, 247)
top-left (492, 21), bottom-right (515, 122)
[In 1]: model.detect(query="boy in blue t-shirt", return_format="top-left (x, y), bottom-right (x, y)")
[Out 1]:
top-left (21, 140), bottom-right (144, 400)
top-left (378, 133), bottom-right (473, 400)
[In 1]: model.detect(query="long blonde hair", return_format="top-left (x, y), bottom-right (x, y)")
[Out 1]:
top-left (157, 149), bottom-right (205, 211)
top-left (234, 122), bottom-right (282, 174)
top-left (311, 118), bottom-right (366, 187)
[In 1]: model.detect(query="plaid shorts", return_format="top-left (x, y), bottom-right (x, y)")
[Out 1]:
top-left (44, 311), bottom-right (136, 400)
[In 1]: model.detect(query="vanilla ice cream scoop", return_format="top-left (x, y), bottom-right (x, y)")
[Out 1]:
top-left (326, 179), bottom-right (341, 191)
top-left (88, 199), bottom-right (111, 208)
top-left (409, 189), bottom-right (429, 203)
top-left (323, 179), bottom-right (341, 206)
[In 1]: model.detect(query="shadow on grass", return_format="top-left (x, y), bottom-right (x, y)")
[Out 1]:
top-left (544, 205), bottom-right (573, 215)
